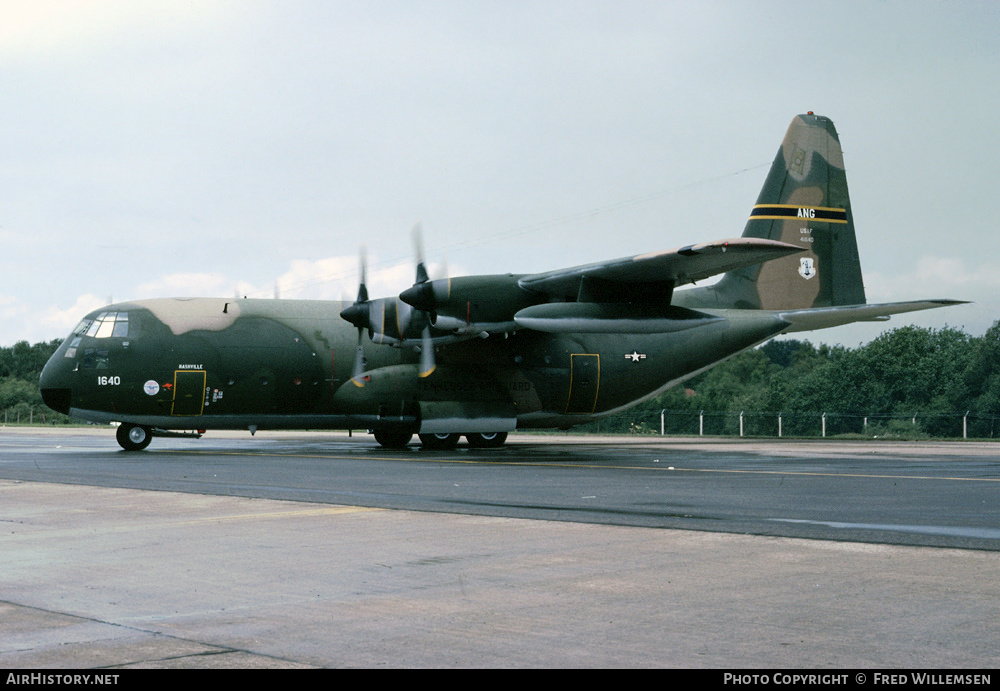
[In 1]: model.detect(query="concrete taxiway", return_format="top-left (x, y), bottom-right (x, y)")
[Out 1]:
top-left (1, 428), bottom-right (998, 668)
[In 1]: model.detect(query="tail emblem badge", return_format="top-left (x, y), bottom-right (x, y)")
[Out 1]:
top-left (799, 257), bottom-right (817, 280)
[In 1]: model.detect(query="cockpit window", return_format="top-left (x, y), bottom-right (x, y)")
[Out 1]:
top-left (82, 348), bottom-right (109, 369)
top-left (112, 312), bottom-right (129, 337)
top-left (81, 311), bottom-right (129, 339)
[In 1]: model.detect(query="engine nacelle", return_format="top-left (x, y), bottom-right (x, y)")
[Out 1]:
top-left (400, 275), bottom-right (542, 333)
top-left (341, 297), bottom-right (428, 344)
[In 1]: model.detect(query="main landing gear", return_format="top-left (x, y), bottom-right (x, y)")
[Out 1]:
top-left (465, 432), bottom-right (507, 448)
top-left (374, 431), bottom-right (509, 450)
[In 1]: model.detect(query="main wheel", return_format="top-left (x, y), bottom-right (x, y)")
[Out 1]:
top-left (465, 432), bottom-right (508, 448)
top-left (116, 423), bottom-right (152, 451)
top-left (418, 433), bottom-right (461, 450)
top-left (373, 430), bottom-right (413, 448)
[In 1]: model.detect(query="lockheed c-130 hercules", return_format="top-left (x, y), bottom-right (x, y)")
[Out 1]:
top-left (40, 113), bottom-right (963, 451)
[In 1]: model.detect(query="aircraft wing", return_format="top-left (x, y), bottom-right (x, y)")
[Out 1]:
top-left (777, 300), bottom-right (970, 333)
top-left (517, 238), bottom-right (803, 298)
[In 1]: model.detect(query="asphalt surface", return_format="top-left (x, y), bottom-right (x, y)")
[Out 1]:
top-left (1, 427), bottom-right (998, 668)
top-left (3, 428), bottom-right (998, 550)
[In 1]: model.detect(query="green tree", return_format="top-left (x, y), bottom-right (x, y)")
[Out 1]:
top-left (1, 339), bottom-right (68, 424)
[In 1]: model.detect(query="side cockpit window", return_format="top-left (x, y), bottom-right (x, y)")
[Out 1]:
top-left (82, 348), bottom-right (110, 369)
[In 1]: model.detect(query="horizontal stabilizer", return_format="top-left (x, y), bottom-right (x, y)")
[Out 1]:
top-left (514, 303), bottom-right (723, 334)
top-left (518, 238), bottom-right (803, 299)
top-left (778, 300), bottom-right (969, 333)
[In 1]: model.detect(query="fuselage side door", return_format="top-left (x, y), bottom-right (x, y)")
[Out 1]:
top-left (565, 353), bottom-right (600, 414)
top-left (172, 370), bottom-right (206, 416)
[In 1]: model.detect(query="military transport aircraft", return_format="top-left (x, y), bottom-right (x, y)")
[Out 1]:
top-left (40, 113), bottom-right (963, 450)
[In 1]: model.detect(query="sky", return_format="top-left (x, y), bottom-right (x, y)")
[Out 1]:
top-left (2, 0), bottom-right (998, 347)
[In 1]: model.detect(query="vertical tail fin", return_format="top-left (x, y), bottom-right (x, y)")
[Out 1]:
top-left (710, 113), bottom-right (866, 309)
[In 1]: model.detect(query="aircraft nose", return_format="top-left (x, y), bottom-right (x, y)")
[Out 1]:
top-left (39, 351), bottom-right (73, 415)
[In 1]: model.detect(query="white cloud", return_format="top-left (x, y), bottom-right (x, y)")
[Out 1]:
top-left (274, 256), bottom-right (362, 301)
top-left (40, 294), bottom-right (106, 334)
top-left (0, 293), bottom-right (110, 346)
top-left (0, 1), bottom-right (225, 60)
top-left (270, 254), bottom-right (456, 302)
top-left (129, 255), bottom-right (426, 303)
top-left (134, 272), bottom-right (233, 299)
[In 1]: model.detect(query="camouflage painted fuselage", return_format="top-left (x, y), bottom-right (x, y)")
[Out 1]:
top-left (40, 295), bottom-right (786, 434)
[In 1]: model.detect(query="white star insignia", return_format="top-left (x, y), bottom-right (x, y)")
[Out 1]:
top-left (625, 351), bottom-right (646, 362)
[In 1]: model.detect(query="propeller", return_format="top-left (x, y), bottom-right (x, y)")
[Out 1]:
top-left (339, 247), bottom-right (370, 386)
top-left (368, 224), bottom-right (426, 346)
top-left (338, 226), bottom-right (440, 383)
top-left (411, 223), bottom-right (436, 378)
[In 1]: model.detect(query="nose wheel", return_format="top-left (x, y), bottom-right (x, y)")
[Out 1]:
top-left (116, 423), bottom-right (152, 451)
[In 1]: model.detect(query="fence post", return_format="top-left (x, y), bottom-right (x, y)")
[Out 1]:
top-left (778, 412), bottom-right (782, 438)
top-left (739, 411), bottom-right (744, 437)
top-left (699, 410), bottom-right (704, 436)
top-left (660, 409), bottom-right (665, 436)
top-left (822, 412), bottom-right (826, 438)
top-left (964, 411), bottom-right (969, 439)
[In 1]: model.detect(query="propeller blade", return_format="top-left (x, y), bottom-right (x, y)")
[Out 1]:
top-left (350, 329), bottom-right (367, 387)
top-left (340, 246), bottom-right (371, 329)
top-left (341, 245), bottom-right (370, 387)
top-left (356, 246), bottom-right (369, 303)
top-left (393, 298), bottom-right (415, 341)
top-left (412, 222), bottom-right (429, 285)
top-left (418, 326), bottom-right (436, 378)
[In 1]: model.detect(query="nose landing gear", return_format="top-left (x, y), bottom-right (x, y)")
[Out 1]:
top-left (116, 423), bottom-right (152, 451)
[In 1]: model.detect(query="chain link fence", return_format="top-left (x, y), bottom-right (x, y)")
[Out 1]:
top-left (575, 409), bottom-right (1000, 439)
top-left (6, 405), bottom-right (1000, 439)
top-left (2, 406), bottom-right (62, 426)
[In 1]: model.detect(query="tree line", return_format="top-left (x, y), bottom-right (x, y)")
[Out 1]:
top-left (1, 339), bottom-right (66, 424)
top-left (5, 323), bottom-right (1000, 437)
